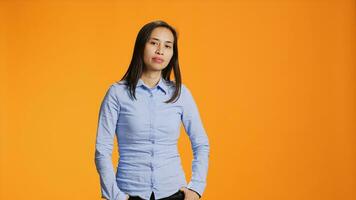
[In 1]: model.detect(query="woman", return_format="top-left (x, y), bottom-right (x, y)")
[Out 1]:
top-left (94, 20), bottom-right (210, 200)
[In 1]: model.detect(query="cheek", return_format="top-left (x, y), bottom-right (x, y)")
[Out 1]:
top-left (143, 54), bottom-right (149, 65)
top-left (143, 46), bottom-right (154, 58)
top-left (165, 51), bottom-right (174, 62)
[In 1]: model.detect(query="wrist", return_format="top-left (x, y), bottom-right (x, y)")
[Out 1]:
top-left (187, 188), bottom-right (201, 198)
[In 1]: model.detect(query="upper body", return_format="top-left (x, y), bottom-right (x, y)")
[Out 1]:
top-left (94, 76), bottom-right (210, 200)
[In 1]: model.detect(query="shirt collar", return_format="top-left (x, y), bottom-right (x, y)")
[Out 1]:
top-left (136, 76), bottom-right (169, 95)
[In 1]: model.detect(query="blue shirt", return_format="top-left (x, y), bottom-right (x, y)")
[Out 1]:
top-left (94, 76), bottom-right (210, 200)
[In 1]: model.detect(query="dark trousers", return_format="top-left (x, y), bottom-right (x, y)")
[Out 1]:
top-left (128, 190), bottom-right (185, 200)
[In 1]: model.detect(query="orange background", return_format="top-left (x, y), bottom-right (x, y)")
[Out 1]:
top-left (0, 0), bottom-right (355, 199)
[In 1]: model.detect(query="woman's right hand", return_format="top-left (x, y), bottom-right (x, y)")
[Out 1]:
top-left (125, 194), bottom-right (130, 200)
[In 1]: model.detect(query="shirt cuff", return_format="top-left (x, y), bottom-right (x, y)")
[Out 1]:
top-left (187, 188), bottom-right (201, 199)
top-left (102, 190), bottom-right (127, 200)
top-left (186, 180), bottom-right (206, 198)
top-left (116, 191), bottom-right (128, 200)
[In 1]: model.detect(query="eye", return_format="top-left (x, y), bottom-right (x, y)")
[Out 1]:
top-left (150, 41), bottom-right (157, 45)
top-left (165, 45), bottom-right (172, 48)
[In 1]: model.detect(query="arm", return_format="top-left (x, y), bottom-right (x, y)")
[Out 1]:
top-left (181, 85), bottom-right (210, 198)
top-left (94, 85), bottom-right (128, 200)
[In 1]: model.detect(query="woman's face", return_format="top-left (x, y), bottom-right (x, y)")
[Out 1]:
top-left (143, 27), bottom-right (174, 72)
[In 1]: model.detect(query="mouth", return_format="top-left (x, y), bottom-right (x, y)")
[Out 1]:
top-left (152, 57), bottom-right (164, 63)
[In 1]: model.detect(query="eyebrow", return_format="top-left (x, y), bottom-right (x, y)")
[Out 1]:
top-left (149, 37), bottom-right (173, 44)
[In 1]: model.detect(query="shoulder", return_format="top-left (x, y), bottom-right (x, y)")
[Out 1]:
top-left (114, 79), bottom-right (128, 87)
top-left (179, 83), bottom-right (196, 105)
top-left (181, 83), bottom-right (192, 96)
top-left (103, 81), bottom-right (126, 98)
top-left (109, 80), bottom-right (128, 92)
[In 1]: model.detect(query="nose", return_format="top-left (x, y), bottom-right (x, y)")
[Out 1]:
top-left (155, 45), bottom-right (163, 55)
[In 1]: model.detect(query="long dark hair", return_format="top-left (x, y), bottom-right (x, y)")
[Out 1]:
top-left (120, 20), bottom-right (182, 104)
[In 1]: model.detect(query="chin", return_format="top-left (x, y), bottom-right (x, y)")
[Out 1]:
top-left (151, 64), bottom-right (166, 70)
top-left (146, 67), bottom-right (163, 72)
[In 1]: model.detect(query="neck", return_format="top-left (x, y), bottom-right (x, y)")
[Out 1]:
top-left (141, 70), bottom-right (162, 88)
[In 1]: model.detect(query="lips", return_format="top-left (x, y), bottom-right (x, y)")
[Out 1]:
top-left (152, 57), bottom-right (164, 63)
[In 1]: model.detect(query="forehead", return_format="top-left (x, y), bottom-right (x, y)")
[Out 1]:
top-left (149, 27), bottom-right (174, 43)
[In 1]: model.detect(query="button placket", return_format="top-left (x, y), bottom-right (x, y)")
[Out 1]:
top-left (148, 89), bottom-right (156, 180)
top-left (148, 90), bottom-right (156, 142)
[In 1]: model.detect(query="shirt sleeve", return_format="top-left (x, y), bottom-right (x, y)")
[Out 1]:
top-left (181, 85), bottom-right (210, 198)
top-left (94, 85), bottom-right (127, 200)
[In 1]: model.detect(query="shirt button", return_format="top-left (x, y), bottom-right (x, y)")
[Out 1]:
top-left (151, 140), bottom-right (155, 144)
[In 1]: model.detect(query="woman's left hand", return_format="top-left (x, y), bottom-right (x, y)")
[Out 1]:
top-left (179, 187), bottom-right (200, 200)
